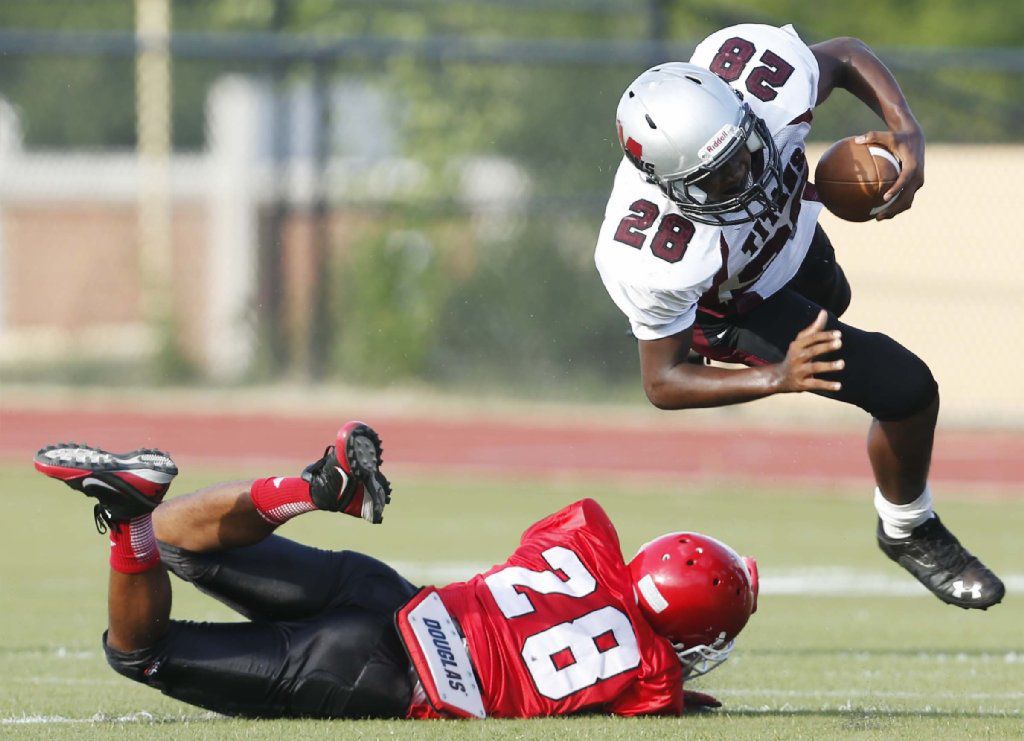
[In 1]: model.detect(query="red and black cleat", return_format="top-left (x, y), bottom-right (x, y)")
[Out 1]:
top-left (34, 443), bottom-right (178, 532)
top-left (302, 421), bottom-right (392, 524)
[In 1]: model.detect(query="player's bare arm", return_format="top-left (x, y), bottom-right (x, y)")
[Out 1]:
top-left (638, 310), bottom-right (843, 410)
top-left (811, 37), bottom-right (924, 218)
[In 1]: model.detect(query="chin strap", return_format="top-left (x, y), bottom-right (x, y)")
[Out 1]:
top-left (675, 635), bottom-right (735, 680)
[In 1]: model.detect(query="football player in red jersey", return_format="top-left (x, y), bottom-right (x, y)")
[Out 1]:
top-left (596, 23), bottom-right (1003, 610)
top-left (35, 423), bottom-right (756, 720)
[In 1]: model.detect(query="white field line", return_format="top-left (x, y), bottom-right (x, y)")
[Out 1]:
top-left (15, 649), bottom-right (1024, 675)
top-left (717, 689), bottom-right (1024, 701)
top-left (8, 677), bottom-right (120, 685)
top-left (2, 712), bottom-right (221, 725)
top-left (387, 562), bottom-right (1024, 597)
top-left (725, 705), bottom-right (1021, 716)
top-left (760, 568), bottom-right (1024, 596)
top-left (6, 679), bottom-right (118, 687)
top-left (5, 662), bottom-right (1021, 724)
top-left (4, 648), bottom-right (96, 660)
top-left (3, 700), bottom-right (1020, 724)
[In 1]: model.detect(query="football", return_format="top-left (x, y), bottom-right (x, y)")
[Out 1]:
top-left (813, 136), bottom-right (901, 222)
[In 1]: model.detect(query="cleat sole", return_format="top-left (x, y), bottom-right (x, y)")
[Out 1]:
top-left (342, 426), bottom-right (391, 523)
top-left (34, 443), bottom-right (178, 526)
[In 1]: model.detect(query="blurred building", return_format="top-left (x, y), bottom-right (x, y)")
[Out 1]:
top-left (0, 78), bottom-right (528, 378)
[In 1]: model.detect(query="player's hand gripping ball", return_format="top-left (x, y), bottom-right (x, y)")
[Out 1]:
top-left (814, 136), bottom-right (902, 222)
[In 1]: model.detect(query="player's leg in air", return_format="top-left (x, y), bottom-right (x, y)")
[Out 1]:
top-left (694, 227), bottom-right (1004, 611)
top-left (33, 422), bottom-right (418, 719)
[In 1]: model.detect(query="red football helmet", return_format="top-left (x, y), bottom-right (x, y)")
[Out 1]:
top-left (628, 532), bottom-right (758, 679)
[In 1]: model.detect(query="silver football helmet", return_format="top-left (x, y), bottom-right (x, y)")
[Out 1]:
top-left (615, 62), bottom-right (784, 226)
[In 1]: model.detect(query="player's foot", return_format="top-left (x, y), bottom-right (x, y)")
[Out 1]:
top-left (302, 421), bottom-right (392, 524)
top-left (876, 515), bottom-right (1005, 610)
top-left (34, 443), bottom-right (178, 532)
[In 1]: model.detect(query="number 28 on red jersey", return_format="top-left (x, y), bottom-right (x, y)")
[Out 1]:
top-left (435, 499), bottom-right (683, 718)
top-left (485, 545), bottom-right (643, 701)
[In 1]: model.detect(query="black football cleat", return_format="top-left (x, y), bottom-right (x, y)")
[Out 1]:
top-left (34, 443), bottom-right (178, 532)
top-left (877, 515), bottom-right (1005, 610)
top-left (302, 421), bottom-right (392, 524)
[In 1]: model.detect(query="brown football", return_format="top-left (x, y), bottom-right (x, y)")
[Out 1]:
top-left (813, 137), bottom-right (901, 222)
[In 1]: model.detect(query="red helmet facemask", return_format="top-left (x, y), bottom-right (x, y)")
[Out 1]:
top-left (629, 532), bottom-right (758, 679)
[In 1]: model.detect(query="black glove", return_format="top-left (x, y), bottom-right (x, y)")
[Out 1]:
top-left (683, 689), bottom-right (722, 711)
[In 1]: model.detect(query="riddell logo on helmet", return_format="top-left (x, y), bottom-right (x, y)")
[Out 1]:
top-left (700, 124), bottom-right (740, 163)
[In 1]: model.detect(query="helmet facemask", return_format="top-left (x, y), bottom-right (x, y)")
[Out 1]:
top-left (661, 106), bottom-right (784, 226)
top-left (674, 634), bottom-right (735, 680)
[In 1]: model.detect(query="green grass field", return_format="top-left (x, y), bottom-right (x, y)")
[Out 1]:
top-left (2, 463), bottom-right (1022, 739)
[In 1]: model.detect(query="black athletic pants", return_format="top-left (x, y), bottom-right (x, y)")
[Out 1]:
top-left (103, 535), bottom-right (419, 719)
top-left (692, 225), bottom-right (938, 421)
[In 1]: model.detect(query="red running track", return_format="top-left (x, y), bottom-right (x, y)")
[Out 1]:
top-left (4, 407), bottom-right (1023, 491)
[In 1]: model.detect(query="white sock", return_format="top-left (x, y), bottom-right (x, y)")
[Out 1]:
top-left (874, 485), bottom-right (935, 539)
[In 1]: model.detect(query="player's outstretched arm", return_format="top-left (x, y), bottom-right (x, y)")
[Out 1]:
top-left (810, 37), bottom-right (924, 219)
top-left (638, 311), bottom-right (843, 410)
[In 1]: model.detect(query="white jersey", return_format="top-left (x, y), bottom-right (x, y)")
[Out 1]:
top-left (595, 24), bottom-right (824, 340)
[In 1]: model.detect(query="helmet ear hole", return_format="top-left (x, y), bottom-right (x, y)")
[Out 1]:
top-left (743, 556), bottom-right (759, 614)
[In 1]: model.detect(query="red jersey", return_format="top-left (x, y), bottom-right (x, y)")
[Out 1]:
top-left (400, 499), bottom-right (683, 718)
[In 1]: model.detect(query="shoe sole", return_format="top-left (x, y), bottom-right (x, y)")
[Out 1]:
top-left (342, 427), bottom-right (392, 524)
top-left (34, 443), bottom-right (177, 515)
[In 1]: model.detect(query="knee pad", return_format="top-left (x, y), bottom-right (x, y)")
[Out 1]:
top-left (826, 264), bottom-right (852, 318)
top-left (103, 630), bottom-right (163, 685)
top-left (157, 541), bottom-right (215, 583)
top-left (871, 345), bottom-right (938, 421)
top-left (835, 325), bottom-right (938, 421)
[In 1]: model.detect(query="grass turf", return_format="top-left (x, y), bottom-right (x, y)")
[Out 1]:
top-left (2, 462), bottom-right (1022, 739)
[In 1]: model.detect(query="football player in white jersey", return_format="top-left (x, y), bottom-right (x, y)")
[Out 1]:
top-left (595, 24), bottom-right (1004, 610)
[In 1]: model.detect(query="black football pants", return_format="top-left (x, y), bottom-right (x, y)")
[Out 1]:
top-left (692, 224), bottom-right (938, 421)
top-left (103, 535), bottom-right (418, 719)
